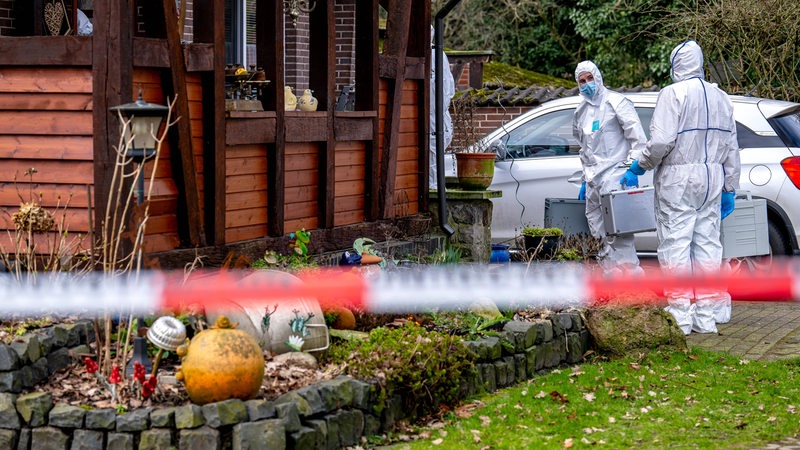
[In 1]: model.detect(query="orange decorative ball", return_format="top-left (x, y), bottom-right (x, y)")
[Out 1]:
top-left (175, 316), bottom-right (264, 405)
top-left (327, 306), bottom-right (356, 330)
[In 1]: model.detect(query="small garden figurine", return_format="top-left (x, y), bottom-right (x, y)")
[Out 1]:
top-left (84, 358), bottom-right (122, 403)
top-left (285, 309), bottom-right (315, 351)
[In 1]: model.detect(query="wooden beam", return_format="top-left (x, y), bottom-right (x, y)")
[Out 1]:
top-left (92, 0), bottom-right (133, 244)
top-left (259, 0), bottom-right (286, 237)
top-left (226, 115), bottom-right (278, 145)
top-left (194, 0), bottom-right (226, 245)
top-left (162, 0), bottom-right (205, 246)
top-left (378, 0), bottom-right (412, 219)
top-left (355, 0), bottom-right (380, 221)
top-left (131, 38), bottom-right (214, 71)
top-left (309, 0), bottom-right (336, 228)
top-left (0, 37), bottom-right (92, 65)
top-left (413, 0), bottom-right (431, 213)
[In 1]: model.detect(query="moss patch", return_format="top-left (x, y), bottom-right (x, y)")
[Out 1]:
top-left (482, 61), bottom-right (576, 89)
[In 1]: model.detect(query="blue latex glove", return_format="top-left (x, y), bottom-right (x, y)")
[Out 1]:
top-left (721, 191), bottom-right (735, 220)
top-left (619, 170), bottom-right (639, 188)
top-left (629, 160), bottom-right (646, 175)
top-left (578, 182), bottom-right (586, 200)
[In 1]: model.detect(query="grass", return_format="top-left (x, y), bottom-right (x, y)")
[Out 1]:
top-left (377, 348), bottom-right (800, 449)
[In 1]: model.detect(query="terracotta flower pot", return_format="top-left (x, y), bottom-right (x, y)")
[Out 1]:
top-left (455, 152), bottom-right (495, 190)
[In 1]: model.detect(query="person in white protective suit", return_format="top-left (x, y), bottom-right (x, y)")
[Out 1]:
top-left (620, 40), bottom-right (739, 334)
top-left (429, 26), bottom-right (455, 189)
top-left (572, 61), bottom-right (647, 276)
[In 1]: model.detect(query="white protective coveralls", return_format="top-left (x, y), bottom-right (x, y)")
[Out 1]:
top-left (429, 27), bottom-right (455, 189)
top-left (572, 61), bottom-right (647, 276)
top-left (636, 40), bottom-right (740, 334)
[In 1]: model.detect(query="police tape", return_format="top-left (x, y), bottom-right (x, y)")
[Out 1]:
top-left (0, 261), bottom-right (797, 316)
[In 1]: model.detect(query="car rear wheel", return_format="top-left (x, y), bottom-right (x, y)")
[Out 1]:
top-left (768, 219), bottom-right (791, 256)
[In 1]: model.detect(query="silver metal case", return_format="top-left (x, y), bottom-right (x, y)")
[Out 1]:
top-left (600, 186), bottom-right (657, 235)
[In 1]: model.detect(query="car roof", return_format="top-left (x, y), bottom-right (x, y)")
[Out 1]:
top-left (490, 91), bottom-right (800, 139)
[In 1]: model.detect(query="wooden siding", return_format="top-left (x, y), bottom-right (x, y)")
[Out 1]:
top-left (131, 69), bottom-right (205, 253)
top-left (224, 144), bottom-right (268, 243)
top-left (378, 78), bottom-right (421, 218)
top-left (0, 67), bottom-right (94, 254)
top-left (333, 140), bottom-right (366, 226)
top-left (284, 142), bottom-right (319, 232)
top-left (132, 69), bottom-right (179, 253)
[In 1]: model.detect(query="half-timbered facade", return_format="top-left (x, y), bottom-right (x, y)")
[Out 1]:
top-left (0, 0), bottom-right (433, 267)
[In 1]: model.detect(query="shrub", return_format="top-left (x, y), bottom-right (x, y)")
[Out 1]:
top-left (521, 227), bottom-right (563, 237)
top-left (337, 322), bottom-right (476, 418)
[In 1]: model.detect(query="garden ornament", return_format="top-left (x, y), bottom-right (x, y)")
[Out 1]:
top-left (175, 315), bottom-right (265, 405)
top-left (146, 316), bottom-right (187, 374)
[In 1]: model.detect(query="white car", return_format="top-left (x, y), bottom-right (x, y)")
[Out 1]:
top-left (445, 92), bottom-right (800, 256)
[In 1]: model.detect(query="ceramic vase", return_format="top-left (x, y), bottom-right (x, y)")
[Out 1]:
top-left (298, 89), bottom-right (318, 111)
top-left (284, 86), bottom-right (297, 111)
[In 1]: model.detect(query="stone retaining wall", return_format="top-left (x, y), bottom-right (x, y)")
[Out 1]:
top-left (0, 312), bottom-right (590, 449)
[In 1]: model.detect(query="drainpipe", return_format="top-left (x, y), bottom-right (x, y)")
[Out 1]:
top-left (434, 0), bottom-right (462, 236)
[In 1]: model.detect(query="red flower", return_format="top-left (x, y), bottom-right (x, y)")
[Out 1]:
top-left (83, 357), bottom-right (98, 374)
top-left (133, 361), bottom-right (146, 384)
top-left (108, 365), bottom-right (121, 384)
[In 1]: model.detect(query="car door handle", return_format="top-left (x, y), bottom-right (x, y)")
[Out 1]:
top-left (567, 173), bottom-right (583, 183)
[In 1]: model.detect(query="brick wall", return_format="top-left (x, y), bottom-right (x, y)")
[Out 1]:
top-left (334, 0), bottom-right (355, 94)
top-left (469, 105), bottom-right (532, 137)
top-left (183, 0), bottom-right (193, 42)
top-left (285, 13), bottom-right (310, 91)
top-left (454, 62), bottom-right (471, 90)
top-left (0, 0), bottom-right (12, 36)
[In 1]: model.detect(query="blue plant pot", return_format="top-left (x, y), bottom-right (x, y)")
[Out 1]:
top-left (490, 243), bottom-right (511, 264)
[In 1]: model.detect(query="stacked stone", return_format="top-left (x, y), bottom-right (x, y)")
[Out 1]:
top-left (0, 376), bottom-right (383, 450)
top-left (0, 320), bottom-right (95, 394)
top-left (461, 312), bottom-right (590, 395)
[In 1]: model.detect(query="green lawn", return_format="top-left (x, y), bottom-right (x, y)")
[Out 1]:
top-left (375, 349), bottom-right (800, 449)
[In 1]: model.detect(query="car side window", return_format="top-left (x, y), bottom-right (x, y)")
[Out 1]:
top-left (741, 121), bottom-right (790, 148)
top-left (502, 109), bottom-right (579, 159)
top-left (635, 107), bottom-right (653, 139)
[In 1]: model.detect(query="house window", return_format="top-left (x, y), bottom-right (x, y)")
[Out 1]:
top-left (225, 0), bottom-right (256, 67)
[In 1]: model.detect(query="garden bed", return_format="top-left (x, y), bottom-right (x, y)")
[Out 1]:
top-left (0, 309), bottom-right (593, 449)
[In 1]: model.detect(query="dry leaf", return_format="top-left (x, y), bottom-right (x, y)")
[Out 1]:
top-left (550, 390), bottom-right (569, 404)
top-left (432, 438), bottom-right (443, 445)
top-left (471, 430), bottom-right (481, 443)
top-left (563, 438), bottom-right (574, 448)
top-left (583, 393), bottom-right (595, 402)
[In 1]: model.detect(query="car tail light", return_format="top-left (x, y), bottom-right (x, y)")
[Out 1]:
top-left (782, 157), bottom-right (800, 189)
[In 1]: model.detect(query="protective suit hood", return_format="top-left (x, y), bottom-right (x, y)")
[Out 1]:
top-left (574, 60), bottom-right (606, 104)
top-left (670, 40), bottom-right (704, 83)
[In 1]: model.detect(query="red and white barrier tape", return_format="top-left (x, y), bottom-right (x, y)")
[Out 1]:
top-left (0, 260), bottom-right (797, 316)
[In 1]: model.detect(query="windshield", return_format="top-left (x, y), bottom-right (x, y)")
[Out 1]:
top-left (770, 111), bottom-right (800, 148)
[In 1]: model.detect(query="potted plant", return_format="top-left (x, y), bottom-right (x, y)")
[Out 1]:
top-left (451, 93), bottom-right (495, 190)
top-left (520, 226), bottom-right (564, 259)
